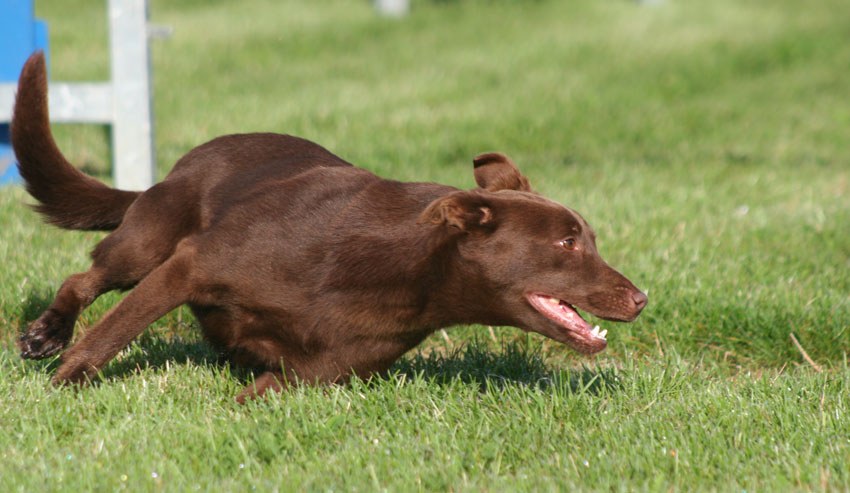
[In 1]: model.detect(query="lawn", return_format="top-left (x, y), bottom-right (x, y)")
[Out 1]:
top-left (1, 0), bottom-right (848, 490)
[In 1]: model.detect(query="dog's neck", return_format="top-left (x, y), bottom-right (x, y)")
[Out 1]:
top-left (319, 221), bottom-right (507, 335)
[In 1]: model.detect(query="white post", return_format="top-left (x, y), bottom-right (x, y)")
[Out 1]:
top-left (0, 0), bottom-right (157, 190)
top-left (375, 0), bottom-right (409, 17)
top-left (109, 0), bottom-right (155, 190)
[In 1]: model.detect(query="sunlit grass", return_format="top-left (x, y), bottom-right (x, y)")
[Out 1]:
top-left (1, 0), bottom-right (848, 489)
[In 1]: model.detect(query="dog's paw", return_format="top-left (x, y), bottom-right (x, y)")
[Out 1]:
top-left (51, 360), bottom-right (95, 388)
top-left (50, 373), bottom-right (86, 388)
top-left (19, 310), bottom-right (74, 360)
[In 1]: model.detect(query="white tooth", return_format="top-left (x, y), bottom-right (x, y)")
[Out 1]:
top-left (599, 329), bottom-right (608, 339)
top-left (591, 325), bottom-right (599, 335)
top-left (548, 297), bottom-right (560, 304)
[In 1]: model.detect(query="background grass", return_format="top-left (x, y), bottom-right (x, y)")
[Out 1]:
top-left (1, 0), bottom-right (848, 490)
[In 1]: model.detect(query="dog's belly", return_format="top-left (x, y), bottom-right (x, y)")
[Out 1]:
top-left (189, 302), bottom-right (305, 368)
top-left (188, 300), bottom-right (424, 383)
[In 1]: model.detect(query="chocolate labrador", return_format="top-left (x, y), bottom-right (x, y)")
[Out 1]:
top-left (11, 52), bottom-right (646, 402)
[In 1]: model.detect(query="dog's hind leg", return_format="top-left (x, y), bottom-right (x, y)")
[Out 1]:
top-left (51, 246), bottom-right (196, 386)
top-left (20, 250), bottom-right (166, 360)
top-left (21, 185), bottom-right (199, 360)
top-left (19, 268), bottom-right (110, 360)
top-left (20, 235), bottom-right (179, 360)
top-left (235, 371), bottom-right (288, 404)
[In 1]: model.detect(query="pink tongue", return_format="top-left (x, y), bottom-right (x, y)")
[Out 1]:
top-left (528, 294), bottom-right (592, 332)
top-left (526, 294), bottom-right (607, 353)
top-left (557, 301), bottom-right (591, 331)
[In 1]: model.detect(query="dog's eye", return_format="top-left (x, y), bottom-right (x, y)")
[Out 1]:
top-left (559, 238), bottom-right (577, 250)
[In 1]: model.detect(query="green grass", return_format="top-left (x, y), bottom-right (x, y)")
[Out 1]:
top-left (2, 343), bottom-right (849, 491)
top-left (1, 0), bottom-right (849, 490)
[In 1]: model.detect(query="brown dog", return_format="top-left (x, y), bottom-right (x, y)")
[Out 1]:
top-left (12, 52), bottom-right (646, 402)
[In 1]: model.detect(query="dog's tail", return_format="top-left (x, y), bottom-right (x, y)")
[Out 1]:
top-left (10, 52), bottom-right (141, 231)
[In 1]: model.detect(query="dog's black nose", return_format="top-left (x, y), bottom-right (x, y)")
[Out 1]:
top-left (632, 291), bottom-right (648, 311)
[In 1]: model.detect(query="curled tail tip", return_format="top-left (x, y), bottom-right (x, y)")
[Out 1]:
top-left (11, 51), bottom-right (49, 142)
top-left (23, 50), bottom-right (47, 76)
top-left (16, 50), bottom-right (48, 101)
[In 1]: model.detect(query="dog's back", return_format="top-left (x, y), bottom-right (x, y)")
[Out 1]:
top-left (11, 52), bottom-right (353, 235)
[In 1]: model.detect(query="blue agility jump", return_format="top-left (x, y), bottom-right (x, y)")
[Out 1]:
top-left (0, 0), bottom-right (49, 184)
top-left (1, 0), bottom-right (156, 191)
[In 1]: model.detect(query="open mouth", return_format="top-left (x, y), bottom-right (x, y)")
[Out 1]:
top-left (526, 293), bottom-right (607, 354)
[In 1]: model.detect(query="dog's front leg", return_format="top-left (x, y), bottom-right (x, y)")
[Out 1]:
top-left (52, 250), bottom-right (195, 386)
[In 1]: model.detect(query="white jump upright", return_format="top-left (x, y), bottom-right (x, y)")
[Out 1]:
top-left (0, 0), bottom-right (156, 191)
top-left (108, 0), bottom-right (155, 190)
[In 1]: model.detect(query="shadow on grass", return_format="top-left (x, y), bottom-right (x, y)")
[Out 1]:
top-left (97, 332), bottom-right (221, 382)
top-left (19, 327), bottom-right (620, 397)
top-left (390, 341), bottom-right (621, 396)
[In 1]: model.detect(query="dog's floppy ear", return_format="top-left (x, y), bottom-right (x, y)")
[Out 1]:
top-left (418, 190), bottom-right (495, 232)
top-left (473, 152), bottom-right (533, 192)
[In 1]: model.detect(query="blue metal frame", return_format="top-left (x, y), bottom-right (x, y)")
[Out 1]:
top-left (1, 0), bottom-right (49, 185)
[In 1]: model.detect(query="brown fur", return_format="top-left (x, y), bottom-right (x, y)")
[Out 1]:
top-left (12, 52), bottom-right (646, 402)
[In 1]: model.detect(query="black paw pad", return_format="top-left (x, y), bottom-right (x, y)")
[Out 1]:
top-left (18, 310), bottom-right (73, 360)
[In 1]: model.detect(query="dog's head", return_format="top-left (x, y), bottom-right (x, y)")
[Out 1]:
top-left (419, 153), bottom-right (647, 355)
